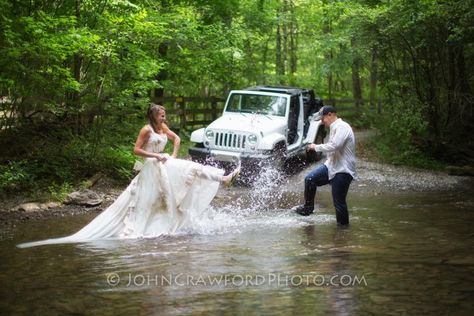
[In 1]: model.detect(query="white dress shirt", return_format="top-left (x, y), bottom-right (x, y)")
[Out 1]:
top-left (314, 118), bottom-right (356, 180)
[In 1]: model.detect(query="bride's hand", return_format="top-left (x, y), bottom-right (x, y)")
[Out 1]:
top-left (156, 154), bottom-right (167, 162)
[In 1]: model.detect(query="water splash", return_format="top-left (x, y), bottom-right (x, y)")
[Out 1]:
top-left (180, 163), bottom-right (332, 236)
top-left (238, 162), bottom-right (288, 211)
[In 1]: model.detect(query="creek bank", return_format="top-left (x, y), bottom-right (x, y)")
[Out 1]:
top-left (2, 160), bottom-right (472, 226)
top-left (0, 178), bottom-right (123, 226)
top-left (2, 129), bottom-right (473, 225)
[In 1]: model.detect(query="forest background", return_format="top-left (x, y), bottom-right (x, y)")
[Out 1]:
top-left (0, 0), bottom-right (472, 200)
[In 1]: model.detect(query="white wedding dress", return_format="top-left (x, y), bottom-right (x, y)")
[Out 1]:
top-left (18, 127), bottom-right (225, 248)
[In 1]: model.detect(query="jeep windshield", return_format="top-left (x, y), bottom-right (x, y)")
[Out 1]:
top-left (225, 93), bottom-right (287, 117)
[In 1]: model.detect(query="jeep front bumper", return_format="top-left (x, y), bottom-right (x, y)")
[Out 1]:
top-left (188, 147), bottom-right (273, 162)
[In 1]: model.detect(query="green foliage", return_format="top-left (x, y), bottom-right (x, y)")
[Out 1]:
top-left (374, 99), bottom-right (444, 169)
top-left (97, 145), bottom-right (135, 180)
top-left (345, 108), bottom-right (378, 130)
top-left (47, 182), bottom-right (73, 203)
top-left (0, 0), bottom-right (472, 199)
top-left (0, 160), bottom-right (34, 193)
top-left (0, 114), bottom-right (142, 196)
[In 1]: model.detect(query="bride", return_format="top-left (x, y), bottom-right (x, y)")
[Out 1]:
top-left (18, 104), bottom-right (240, 248)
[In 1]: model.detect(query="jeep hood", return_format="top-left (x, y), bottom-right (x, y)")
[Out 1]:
top-left (207, 113), bottom-right (286, 136)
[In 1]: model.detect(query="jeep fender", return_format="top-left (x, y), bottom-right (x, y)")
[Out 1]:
top-left (190, 128), bottom-right (205, 143)
top-left (304, 120), bottom-right (324, 144)
top-left (260, 134), bottom-right (287, 151)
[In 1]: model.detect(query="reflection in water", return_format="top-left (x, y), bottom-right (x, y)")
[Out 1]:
top-left (289, 224), bottom-right (357, 315)
top-left (326, 227), bottom-right (356, 316)
top-left (1, 183), bottom-right (474, 314)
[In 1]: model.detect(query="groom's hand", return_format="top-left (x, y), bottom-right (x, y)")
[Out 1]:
top-left (307, 143), bottom-right (316, 151)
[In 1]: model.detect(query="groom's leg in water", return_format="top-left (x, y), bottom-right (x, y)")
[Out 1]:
top-left (304, 165), bottom-right (330, 210)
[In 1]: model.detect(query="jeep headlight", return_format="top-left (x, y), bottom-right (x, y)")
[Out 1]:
top-left (205, 130), bottom-right (214, 139)
top-left (248, 134), bottom-right (258, 145)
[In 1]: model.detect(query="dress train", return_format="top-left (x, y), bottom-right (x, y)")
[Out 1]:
top-left (17, 157), bottom-right (224, 248)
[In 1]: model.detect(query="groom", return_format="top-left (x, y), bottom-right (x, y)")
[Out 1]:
top-left (294, 106), bottom-right (356, 226)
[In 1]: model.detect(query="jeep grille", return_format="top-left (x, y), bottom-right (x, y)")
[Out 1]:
top-left (214, 132), bottom-right (246, 149)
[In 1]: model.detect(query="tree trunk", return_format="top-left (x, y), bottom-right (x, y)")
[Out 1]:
top-left (282, 0), bottom-right (288, 80)
top-left (447, 43), bottom-right (472, 132)
top-left (289, 0), bottom-right (297, 74)
top-left (456, 45), bottom-right (471, 96)
top-left (154, 42), bottom-right (168, 98)
top-left (262, 38), bottom-right (270, 85)
top-left (322, 0), bottom-right (333, 100)
top-left (276, 22), bottom-right (284, 78)
top-left (328, 51), bottom-right (333, 101)
top-left (351, 38), bottom-right (362, 108)
top-left (369, 50), bottom-right (378, 110)
top-left (71, 0), bottom-right (82, 134)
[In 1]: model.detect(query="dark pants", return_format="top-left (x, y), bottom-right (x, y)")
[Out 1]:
top-left (304, 165), bottom-right (353, 225)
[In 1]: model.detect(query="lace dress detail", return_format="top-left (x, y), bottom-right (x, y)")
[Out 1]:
top-left (121, 127), bottom-right (169, 236)
top-left (17, 126), bottom-right (225, 248)
top-left (144, 126), bottom-right (167, 154)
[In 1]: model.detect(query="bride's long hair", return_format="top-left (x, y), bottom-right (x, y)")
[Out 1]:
top-left (147, 103), bottom-right (166, 133)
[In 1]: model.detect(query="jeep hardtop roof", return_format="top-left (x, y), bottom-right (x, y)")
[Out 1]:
top-left (243, 85), bottom-right (313, 96)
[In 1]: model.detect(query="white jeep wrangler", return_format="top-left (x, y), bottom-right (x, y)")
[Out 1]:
top-left (188, 86), bottom-right (326, 175)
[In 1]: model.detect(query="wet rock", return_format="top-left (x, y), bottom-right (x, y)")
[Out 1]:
top-left (65, 189), bottom-right (103, 207)
top-left (14, 202), bottom-right (62, 213)
top-left (42, 202), bottom-right (62, 209)
top-left (17, 203), bottom-right (42, 212)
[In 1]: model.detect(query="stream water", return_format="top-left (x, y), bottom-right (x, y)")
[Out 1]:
top-left (1, 168), bottom-right (473, 315)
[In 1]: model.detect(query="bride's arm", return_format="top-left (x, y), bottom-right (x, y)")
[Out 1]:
top-left (133, 126), bottom-right (166, 161)
top-left (164, 124), bottom-right (181, 158)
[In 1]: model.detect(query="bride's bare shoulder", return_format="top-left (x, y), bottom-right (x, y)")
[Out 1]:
top-left (137, 125), bottom-right (152, 138)
top-left (141, 124), bottom-right (153, 132)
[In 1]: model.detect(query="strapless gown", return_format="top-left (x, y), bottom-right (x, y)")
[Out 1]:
top-left (18, 128), bottom-right (224, 248)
